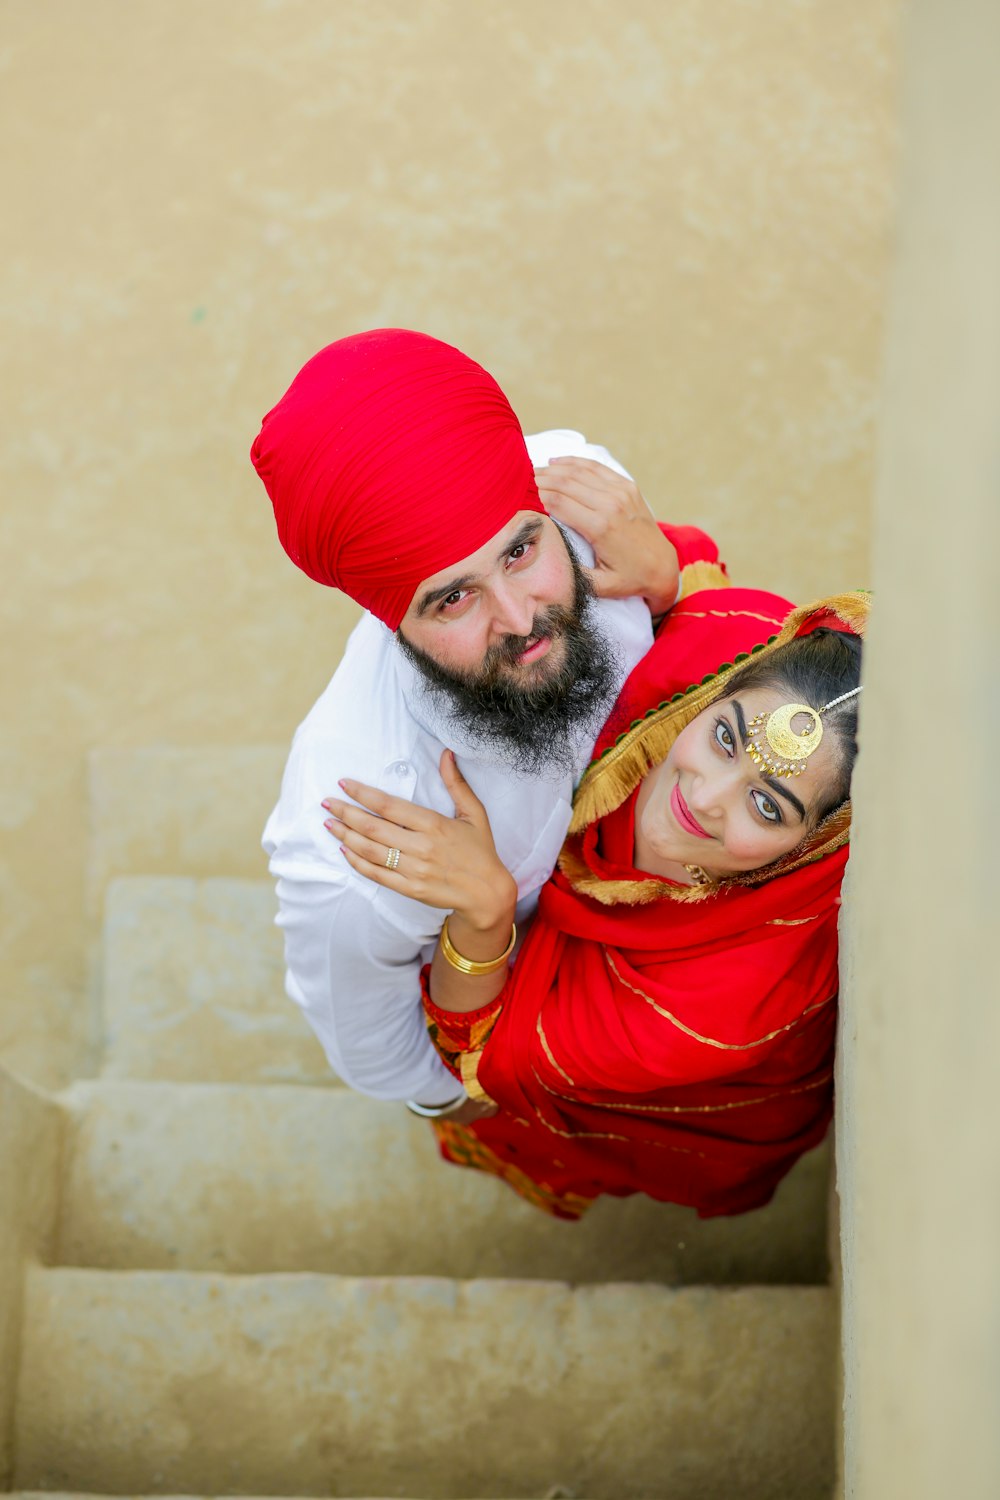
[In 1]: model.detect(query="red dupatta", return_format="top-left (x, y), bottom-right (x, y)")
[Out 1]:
top-left (429, 587), bottom-right (869, 1218)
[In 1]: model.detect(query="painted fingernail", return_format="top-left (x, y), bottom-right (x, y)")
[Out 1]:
top-left (321, 799), bottom-right (331, 811)
top-left (324, 819), bottom-right (336, 833)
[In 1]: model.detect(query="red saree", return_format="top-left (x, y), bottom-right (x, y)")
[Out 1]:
top-left (424, 585), bottom-right (868, 1219)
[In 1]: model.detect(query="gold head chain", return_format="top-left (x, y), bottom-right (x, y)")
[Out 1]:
top-left (745, 686), bottom-right (863, 779)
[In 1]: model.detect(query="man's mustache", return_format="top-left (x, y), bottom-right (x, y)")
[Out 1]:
top-left (481, 606), bottom-right (572, 674)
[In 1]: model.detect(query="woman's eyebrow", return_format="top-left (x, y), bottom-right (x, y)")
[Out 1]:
top-left (731, 699), bottom-right (807, 822)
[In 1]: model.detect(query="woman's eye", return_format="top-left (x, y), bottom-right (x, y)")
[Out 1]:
top-left (752, 790), bottom-right (782, 825)
top-left (714, 719), bottom-right (735, 754)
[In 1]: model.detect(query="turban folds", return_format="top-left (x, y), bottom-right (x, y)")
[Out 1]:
top-left (250, 328), bottom-right (544, 630)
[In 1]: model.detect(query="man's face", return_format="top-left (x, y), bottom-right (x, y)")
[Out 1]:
top-left (396, 511), bottom-right (617, 772)
top-left (399, 511), bottom-right (576, 682)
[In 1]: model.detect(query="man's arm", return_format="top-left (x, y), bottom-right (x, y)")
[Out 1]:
top-left (273, 868), bottom-right (462, 1103)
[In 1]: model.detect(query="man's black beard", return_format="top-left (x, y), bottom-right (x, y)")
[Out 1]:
top-left (396, 543), bottom-right (619, 775)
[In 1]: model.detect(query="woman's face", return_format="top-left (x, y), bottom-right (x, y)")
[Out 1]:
top-left (634, 686), bottom-right (842, 881)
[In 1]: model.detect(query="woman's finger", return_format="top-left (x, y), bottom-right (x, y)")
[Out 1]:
top-left (439, 749), bottom-right (486, 822)
top-left (337, 840), bottom-right (417, 895)
top-left (335, 778), bottom-right (438, 832)
top-left (325, 813), bottom-right (421, 874)
top-left (322, 797), bottom-right (419, 850)
top-left (338, 839), bottom-right (452, 912)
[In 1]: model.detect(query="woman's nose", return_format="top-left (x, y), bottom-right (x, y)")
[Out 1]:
top-left (687, 771), bottom-right (729, 819)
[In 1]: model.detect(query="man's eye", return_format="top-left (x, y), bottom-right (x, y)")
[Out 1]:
top-left (440, 590), bottom-right (468, 611)
top-left (507, 541), bottom-right (529, 563)
top-left (713, 719), bottom-right (735, 754)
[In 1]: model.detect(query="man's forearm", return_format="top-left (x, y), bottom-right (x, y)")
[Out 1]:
top-left (274, 873), bottom-right (461, 1103)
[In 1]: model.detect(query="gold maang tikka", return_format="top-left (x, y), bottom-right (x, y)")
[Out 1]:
top-left (745, 686), bottom-right (863, 779)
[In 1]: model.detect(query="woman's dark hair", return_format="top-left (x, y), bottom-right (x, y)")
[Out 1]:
top-left (719, 628), bottom-right (863, 821)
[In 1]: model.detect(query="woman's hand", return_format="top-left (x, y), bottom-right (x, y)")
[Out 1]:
top-left (323, 750), bottom-right (518, 931)
top-left (535, 456), bottom-right (679, 617)
top-left (441, 1096), bottom-right (499, 1123)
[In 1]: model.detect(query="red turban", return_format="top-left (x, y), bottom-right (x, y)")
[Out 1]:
top-left (250, 328), bottom-right (544, 630)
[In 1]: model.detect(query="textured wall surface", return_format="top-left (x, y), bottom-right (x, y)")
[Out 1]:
top-left (1, 0), bottom-right (898, 1084)
top-left (0, 1067), bottom-right (63, 1486)
top-left (839, 0), bottom-right (1000, 1493)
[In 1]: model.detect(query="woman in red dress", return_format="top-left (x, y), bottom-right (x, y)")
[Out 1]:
top-left (325, 583), bottom-right (867, 1220)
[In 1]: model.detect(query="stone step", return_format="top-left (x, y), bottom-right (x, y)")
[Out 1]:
top-left (15, 1267), bottom-right (836, 1499)
top-left (55, 1081), bottom-right (830, 1286)
top-left (100, 876), bottom-right (332, 1084)
top-left (86, 746), bottom-right (286, 917)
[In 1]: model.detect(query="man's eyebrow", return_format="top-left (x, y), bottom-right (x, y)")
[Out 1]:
top-left (731, 699), bottom-right (807, 822)
top-left (496, 516), bottom-right (544, 563)
top-left (413, 571), bottom-right (478, 619)
top-left (413, 518), bottom-right (546, 619)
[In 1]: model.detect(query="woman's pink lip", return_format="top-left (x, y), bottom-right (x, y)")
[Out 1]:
top-left (671, 784), bottom-right (711, 839)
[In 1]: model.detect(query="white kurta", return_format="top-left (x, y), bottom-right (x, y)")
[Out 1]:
top-left (263, 430), bottom-right (654, 1103)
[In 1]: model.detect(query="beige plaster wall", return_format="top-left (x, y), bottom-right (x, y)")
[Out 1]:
top-left (0, 1068), bottom-right (63, 1486)
top-left (0, 0), bottom-right (898, 1086)
top-left (839, 0), bottom-right (1000, 1492)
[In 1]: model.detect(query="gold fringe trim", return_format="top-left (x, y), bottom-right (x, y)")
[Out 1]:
top-left (558, 838), bottom-right (715, 905)
top-left (679, 559), bottom-right (731, 597)
top-left (561, 804), bottom-right (851, 907)
top-left (568, 671), bottom-right (726, 835)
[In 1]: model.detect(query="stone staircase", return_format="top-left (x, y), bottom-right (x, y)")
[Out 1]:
top-left (5, 749), bottom-right (838, 1498)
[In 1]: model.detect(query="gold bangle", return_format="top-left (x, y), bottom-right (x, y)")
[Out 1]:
top-left (439, 915), bottom-right (516, 976)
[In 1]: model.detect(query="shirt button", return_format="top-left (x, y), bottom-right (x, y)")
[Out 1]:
top-left (389, 760), bottom-right (412, 778)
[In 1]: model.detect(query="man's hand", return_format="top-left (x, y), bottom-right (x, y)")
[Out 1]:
top-left (536, 457), bottom-right (679, 619)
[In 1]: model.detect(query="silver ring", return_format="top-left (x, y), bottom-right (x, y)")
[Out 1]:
top-left (385, 846), bottom-right (401, 871)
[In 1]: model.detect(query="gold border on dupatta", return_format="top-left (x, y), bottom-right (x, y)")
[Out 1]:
top-left (679, 559), bottom-right (731, 597)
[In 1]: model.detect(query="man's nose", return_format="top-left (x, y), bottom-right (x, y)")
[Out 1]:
top-left (490, 584), bottom-right (535, 640)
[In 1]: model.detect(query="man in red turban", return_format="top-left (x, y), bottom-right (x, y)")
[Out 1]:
top-left (252, 329), bottom-right (721, 1113)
